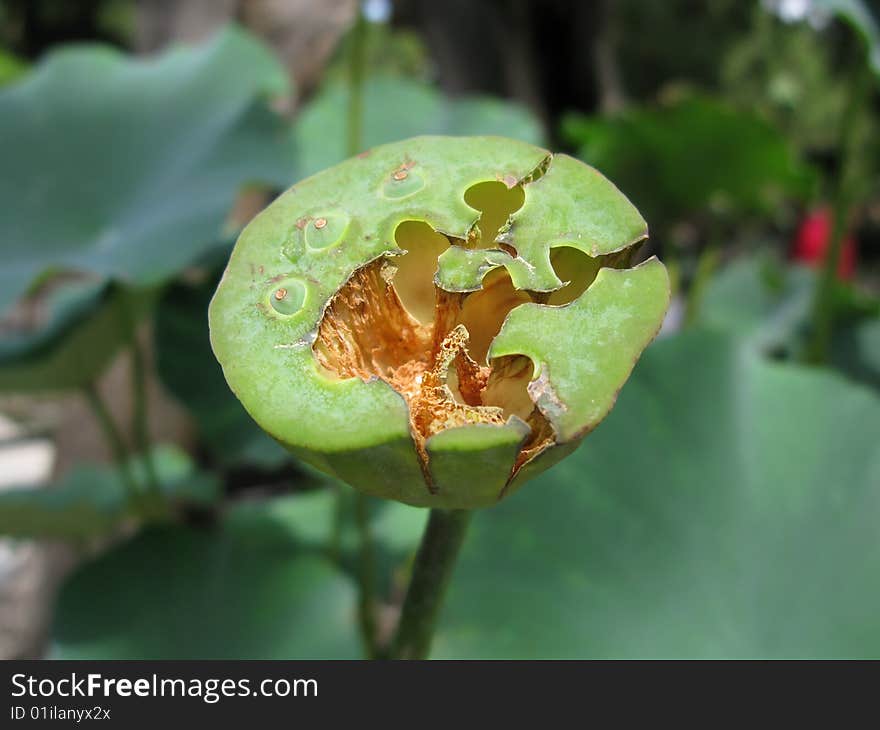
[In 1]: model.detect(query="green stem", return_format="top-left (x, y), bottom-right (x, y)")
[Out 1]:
top-left (355, 493), bottom-right (380, 657)
top-left (346, 6), bottom-right (367, 157)
top-left (130, 332), bottom-right (159, 493)
top-left (82, 383), bottom-right (137, 497)
top-left (806, 59), bottom-right (870, 364)
top-left (391, 509), bottom-right (472, 660)
top-left (328, 481), bottom-right (345, 563)
top-left (684, 240), bottom-right (720, 328)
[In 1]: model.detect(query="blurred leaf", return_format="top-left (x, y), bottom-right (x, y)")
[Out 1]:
top-left (0, 26), bottom-right (294, 315)
top-left (155, 276), bottom-right (289, 468)
top-left (371, 500), bottom-right (429, 555)
top-left (0, 49), bottom-right (27, 87)
top-left (0, 446), bottom-right (219, 539)
top-left (832, 317), bottom-right (880, 388)
top-left (227, 488), bottom-right (338, 550)
top-left (698, 257), bottom-right (814, 354)
top-left (722, 17), bottom-right (848, 151)
top-left (814, 0), bottom-right (880, 75)
top-left (562, 94), bottom-right (815, 228)
top-left (292, 75), bottom-right (545, 179)
top-left (52, 504), bottom-right (359, 658)
top-left (699, 255), bottom-right (879, 359)
top-left (432, 332), bottom-right (880, 658)
top-left (0, 281), bottom-right (152, 392)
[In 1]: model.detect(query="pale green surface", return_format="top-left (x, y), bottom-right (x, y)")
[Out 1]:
top-left (211, 136), bottom-right (547, 458)
top-left (210, 136), bottom-right (669, 507)
top-left (489, 259), bottom-right (670, 440)
top-left (425, 420), bottom-right (531, 508)
top-left (499, 154), bottom-right (648, 291)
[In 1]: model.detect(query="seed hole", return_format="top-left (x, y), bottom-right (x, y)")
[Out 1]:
top-left (546, 246), bottom-right (635, 305)
top-left (463, 181), bottom-right (525, 247)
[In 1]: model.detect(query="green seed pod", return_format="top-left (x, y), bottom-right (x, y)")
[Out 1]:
top-left (210, 136), bottom-right (669, 508)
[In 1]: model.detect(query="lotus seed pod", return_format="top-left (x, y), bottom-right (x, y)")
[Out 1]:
top-left (209, 136), bottom-right (670, 508)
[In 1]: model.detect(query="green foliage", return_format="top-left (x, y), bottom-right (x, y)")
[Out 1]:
top-left (52, 505), bottom-right (359, 659)
top-left (431, 332), bottom-right (880, 658)
top-left (0, 446), bottom-right (219, 540)
top-left (155, 275), bottom-right (289, 468)
top-left (0, 49), bottom-right (26, 86)
top-left (699, 256), bottom-right (880, 371)
top-left (814, 0), bottom-right (880, 75)
top-left (562, 94), bottom-right (816, 229)
top-left (3, 9), bottom-right (879, 661)
top-left (832, 318), bottom-right (880, 388)
top-left (0, 26), bottom-right (294, 315)
top-left (292, 75), bottom-right (545, 179)
top-left (698, 257), bottom-right (815, 353)
top-left (722, 16), bottom-right (849, 151)
top-left (51, 331), bottom-right (880, 658)
top-left (0, 281), bottom-right (153, 392)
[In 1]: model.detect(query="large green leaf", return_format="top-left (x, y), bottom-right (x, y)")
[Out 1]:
top-left (0, 26), bottom-right (293, 315)
top-left (52, 502), bottom-right (359, 659)
top-left (0, 446), bottom-right (219, 540)
top-left (292, 75), bottom-right (544, 179)
top-left (698, 256), bottom-right (880, 371)
top-left (832, 317), bottom-right (880, 388)
top-left (430, 332), bottom-right (880, 658)
top-left (562, 95), bottom-right (815, 228)
top-left (0, 281), bottom-right (152, 392)
top-left (155, 275), bottom-right (289, 468)
top-left (698, 257), bottom-right (815, 354)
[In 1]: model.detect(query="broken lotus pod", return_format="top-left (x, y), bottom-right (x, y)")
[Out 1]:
top-left (209, 136), bottom-right (669, 508)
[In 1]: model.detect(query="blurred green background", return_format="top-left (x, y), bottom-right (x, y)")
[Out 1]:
top-left (0, 0), bottom-right (879, 659)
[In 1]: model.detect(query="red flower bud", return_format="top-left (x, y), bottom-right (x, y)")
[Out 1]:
top-left (791, 207), bottom-right (857, 280)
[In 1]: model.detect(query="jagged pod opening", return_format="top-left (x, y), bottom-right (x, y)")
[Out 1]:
top-left (209, 136), bottom-right (670, 508)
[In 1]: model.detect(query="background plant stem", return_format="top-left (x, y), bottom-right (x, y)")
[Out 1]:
top-left (806, 59), bottom-right (870, 364)
top-left (347, 6), bottom-right (367, 157)
top-left (355, 493), bottom-right (379, 657)
top-left (82, 382), bottom-right (137, 496)
top-left (130, 332), bottom-right (159, 493)
top-left (391, 509), bottom-right (472, 659)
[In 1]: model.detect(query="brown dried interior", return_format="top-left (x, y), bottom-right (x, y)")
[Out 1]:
top-left (312, 181), bottom-right (620, 489)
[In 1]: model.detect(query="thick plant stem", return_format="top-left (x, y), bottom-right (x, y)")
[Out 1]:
top-left (355, 493), bottom-right (380, 657)
top-left (806, 60), bottom-right (870, 364)
top-left (130, 333), bottom-right (159, 493)
top-left (82, 383), bottom-right (137, 496)
top-left (391, 509), bottom-right (472, 659)
top-left (346, 7), bottom-right (367, 157)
